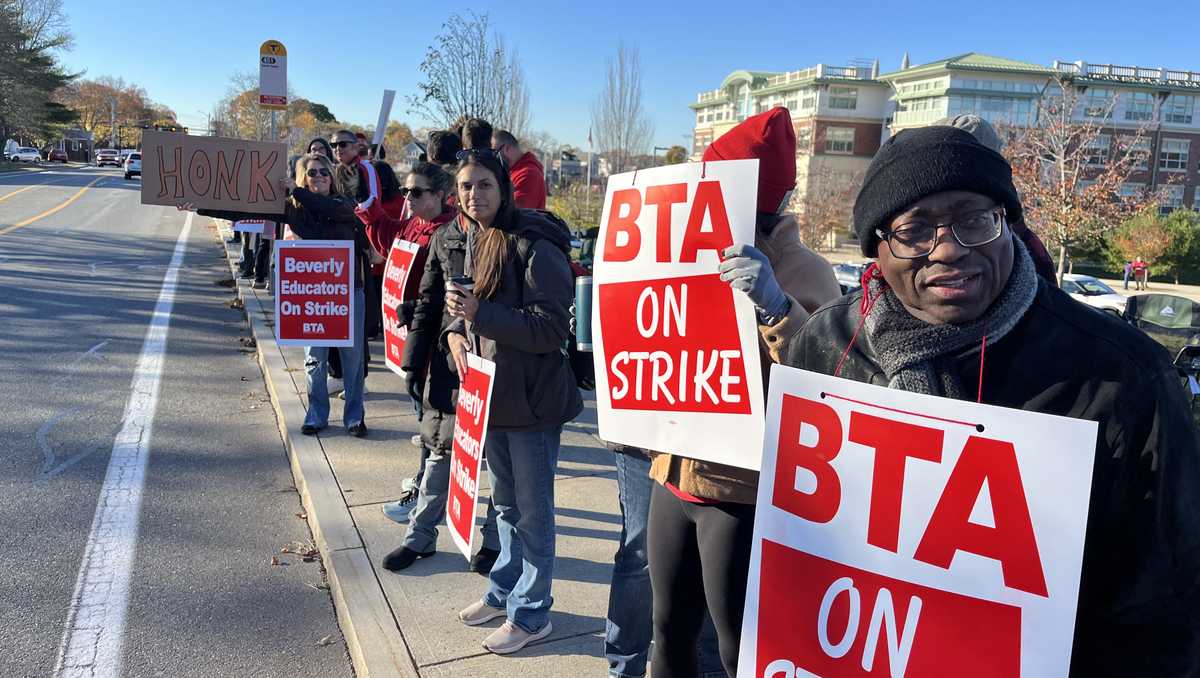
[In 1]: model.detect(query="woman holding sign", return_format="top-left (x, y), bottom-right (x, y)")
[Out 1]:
top-left (442, 149), bottom-right (582, 655)
top-left (186, 152), bottom-right (377, 438)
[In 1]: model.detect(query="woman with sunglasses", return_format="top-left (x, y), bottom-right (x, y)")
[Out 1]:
top-left (182, 153), bottom-right (376, 438)
top-left (307, 137), bottom-right (335, 161)
top-left (439, 148), bottom-right (581, 655)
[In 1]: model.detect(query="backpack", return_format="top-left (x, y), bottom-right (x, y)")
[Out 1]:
top-left (511, 210), bottom-right (596, 391)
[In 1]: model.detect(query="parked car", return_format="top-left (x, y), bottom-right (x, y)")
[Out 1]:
top-left (95, 148), bottom-right (121, 167)
top-left (833, 262), bottom-right (867, 295)
top-left (9, 147), bottom-right (41, 162)
top-left (45, 148), bottom-right (68, 163)
top-left (1062, 274), bottom-right (1128, 316)
top-left (124, 152), bottom-right (141, 180)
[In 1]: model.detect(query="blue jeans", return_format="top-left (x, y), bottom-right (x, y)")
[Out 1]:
top-left (303, 288), bottom-right (366, 429)
top-left (403, 445), bottom-right (500, 554)
top-left (484, 427), bottom-right (562, 633)
top-left (605, 453), bottom-right (726, 678)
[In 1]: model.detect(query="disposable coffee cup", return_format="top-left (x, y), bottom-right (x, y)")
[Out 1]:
top-left (574, 275), bottom-right (593, 351)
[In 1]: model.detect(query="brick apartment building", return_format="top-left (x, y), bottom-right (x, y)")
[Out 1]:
top-left (690, 52), bottom-right (1200, 243)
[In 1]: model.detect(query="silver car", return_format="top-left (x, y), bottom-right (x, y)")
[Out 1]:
top-left (1062, 274), bottom-right (1127, 316)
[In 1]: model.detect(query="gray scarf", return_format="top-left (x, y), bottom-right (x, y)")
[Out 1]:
top-left (863, 237), bottom-right (1038, 399)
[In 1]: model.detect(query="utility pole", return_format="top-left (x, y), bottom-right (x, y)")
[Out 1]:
top-left (109, 97), bottom-right (117, 149)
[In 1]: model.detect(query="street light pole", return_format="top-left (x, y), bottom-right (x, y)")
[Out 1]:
top-left (652, 145), bottom-right (671, 166)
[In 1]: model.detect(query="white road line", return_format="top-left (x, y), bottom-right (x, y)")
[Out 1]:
top-left (53, 212), bottom-right (193, 678)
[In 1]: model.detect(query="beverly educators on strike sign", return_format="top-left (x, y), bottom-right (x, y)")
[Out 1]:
top-left (781, 126), bottom-right (1200, 675)
top-left (185, 152), bottom-right (377, 438)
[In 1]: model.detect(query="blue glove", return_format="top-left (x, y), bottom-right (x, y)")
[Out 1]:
top-left (718, 244), bottom-right (789, 322)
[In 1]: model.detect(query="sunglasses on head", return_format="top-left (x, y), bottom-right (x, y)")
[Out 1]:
top-left (305, 168), bottom-right (331, 178)
top-left (332, 140), bottom-right (356, 149)
top-left (456, 148), bottom-right (498, 162)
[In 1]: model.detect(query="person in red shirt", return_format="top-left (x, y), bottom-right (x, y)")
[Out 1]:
top-left (1132, 255), bottom-right (1149, 291)
top-left (492, 130), bottom-right (546, 210)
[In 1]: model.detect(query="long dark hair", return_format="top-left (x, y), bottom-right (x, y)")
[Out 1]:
top-left (409, 161), bottom-right (453, 198)
top-left (307, 137), bottom-right (334, 160)
top-left (456, 150), bottom-right (517, 299)
top-left (373, 160), bottom-right (400, 202)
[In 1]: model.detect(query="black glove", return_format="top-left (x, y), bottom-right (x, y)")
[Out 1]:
top-left (397, 300), bottom-right (415, 328)
top-left (404, 368), bottom-right (426, 419)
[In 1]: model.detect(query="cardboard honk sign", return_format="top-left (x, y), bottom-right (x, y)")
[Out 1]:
top-left (591, 160), bottom-right (764, 469)
top-left (140, 130), bottom-right (287, 212)
top-left (739, 365), bottom-right (1097, 678)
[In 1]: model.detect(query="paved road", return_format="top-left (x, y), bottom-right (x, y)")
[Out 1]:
top-left (0, 167), bottom-right (353, 677)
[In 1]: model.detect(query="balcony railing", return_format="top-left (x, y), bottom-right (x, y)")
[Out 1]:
top-left (763, 64), bottom-right (875, 88)
top-left (1053, 60), bottom-right (1200, 87)
top-left (697, 89), bottom-right (724, 103)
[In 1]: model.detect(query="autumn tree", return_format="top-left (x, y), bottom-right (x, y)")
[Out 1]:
top-left (1002, 74), bottom-right (1158, 285)
top-left (591, 44), bottom-right (652, 174)
top-left (408, 12), bottom-right (532, 138)
top-left (1105, 209), bottom-right (1175, 281)
top-left (792, 168), bottom-right (861, 251)
top-left (663, 145), bottom-right (687, 164)
top-left (0, 0), bottom-right (75, 143)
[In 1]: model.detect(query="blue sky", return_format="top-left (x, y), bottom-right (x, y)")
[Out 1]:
top-left (62, 0), bottom-right (1199, 150)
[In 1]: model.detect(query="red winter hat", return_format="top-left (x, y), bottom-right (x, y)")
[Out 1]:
top-left (702, 107), bottom-right (797, 213)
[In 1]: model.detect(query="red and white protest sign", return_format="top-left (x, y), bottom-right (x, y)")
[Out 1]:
top-left (739, 366), bottom-right (1098, 678)
top-left (274, 240), bottom-right (355, 347)
top-left (380, 239), bottom-right (425, 377)
top-left (447, 353), bottom-right (496, 560)
top-left (233, 219), bottom-right (276, 239)
top-left (591, 160), bottom-right (764, 469)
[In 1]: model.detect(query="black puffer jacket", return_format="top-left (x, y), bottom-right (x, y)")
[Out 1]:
top-left (787, 280), bottom-right (1200, 677)
top-left (403, 217), bottom-right (469, 415)
top-left (441, 210), bottom-right (583, 432)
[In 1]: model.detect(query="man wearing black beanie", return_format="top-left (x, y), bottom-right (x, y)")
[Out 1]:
top-left (784, 125), bottom-right (1200, 675)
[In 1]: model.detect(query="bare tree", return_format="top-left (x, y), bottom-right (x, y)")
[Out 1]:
top-left (1002, 73), bottom-right (1159, 284)
top-left (591, 44), bottom-right (653, 174)
top-left (14, 0), bottom-right (72, 53)
top-left (791, 167), bottom-right (862, 251)
top-left (408, 12), bottom-right (532, 137)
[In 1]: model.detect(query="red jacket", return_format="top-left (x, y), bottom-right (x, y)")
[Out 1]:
top-left (356, 198), bottom-right (454, 276)
top-left (509, 151), bottom-right (546, 210)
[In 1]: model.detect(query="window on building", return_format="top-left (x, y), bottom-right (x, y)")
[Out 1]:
top-left (1160, 138), bottom-right (1190, 171)
top-left (825, 127), bottom-right (855, 154)
top-left (1118, 136), bottom-right (1151, 169)
top-left (1163, 95), bottom-right (1195, 125)
top-left (1119, 182), bottom-right (1146, 198)
top-left (786, 98), bottom-right (798, 111)
top-left (797, 126), bottom-right (813, 153)
top-left (1194, 189), bottom-right (1200, 210)
top-left (1125, 92), bottom-right (1155, 121)
top-left (1082, 88), bottom-right (1114, 118)
top-left (800, 88), bottom-right (817, 110)
top-left (829, 87), bottom-right (858, 110)
top-left (1160, 184), bottom-right (1185, 213)
top-left (947, 94), bottom-right (1033, 125)
top-left (1084, 135), bottom-right (1110, 166)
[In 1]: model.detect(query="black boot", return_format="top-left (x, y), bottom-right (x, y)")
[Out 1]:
top-left (469, 547), bottom-right (500, 576)
top-left (382, 546), bottom-right (432, 571)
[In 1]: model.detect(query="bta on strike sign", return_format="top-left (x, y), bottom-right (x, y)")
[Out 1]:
top-left (447, 353), bottom-right (496, 559)
top-left (380, 239), bottom-right (424, 376)
top-left (274, 240), bottom-right (355, 347)
top-left (591, 160), bottom-right (764, 469)
top-left (739, 366), bottom-right (1097, 678)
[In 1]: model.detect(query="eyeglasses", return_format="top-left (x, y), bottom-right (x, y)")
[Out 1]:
top-left (876, 207), bottom-right (1006, 260)
top-left (400, 186), bottom-right (432, 199)
top-left (331, 140), bottom-right (356, 149)
top-left (305, 168), bottom-right (331, 178)
top-left (456, 148), bottom-right (498, 162)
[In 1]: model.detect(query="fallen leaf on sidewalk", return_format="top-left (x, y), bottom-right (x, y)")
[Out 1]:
top-left (305, 582), bottom-right (330, 591)
top-left (270, 555), bottom-right (281, 566)
top-left (316, 635), bottom-right (335, 646)
top-left (294, 511), bottom-right (307, 519)
top-left (228, 298), bottom-right (244, 310)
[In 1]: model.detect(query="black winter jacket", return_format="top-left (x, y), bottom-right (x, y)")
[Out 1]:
top-left (441, 210), bottom-right (583, 432)
top-left (787, 280), bottom-right (1200, 677)
top-left (403, 217), bottom-right (469, 415)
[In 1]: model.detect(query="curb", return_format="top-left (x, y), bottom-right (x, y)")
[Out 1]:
top-left (211, 220), bottom-right (420, 678)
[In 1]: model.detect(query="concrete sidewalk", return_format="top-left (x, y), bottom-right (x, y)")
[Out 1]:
top-left (213, 219), bottom-right (619, 677)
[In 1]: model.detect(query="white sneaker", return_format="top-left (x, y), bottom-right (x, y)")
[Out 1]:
top-left (482, 620), bottom-right (553, 654)
top-left (327, 377), bottom-right (344, 396)
top-left (381, 490), bottom-right (418, 524)
top-left (458, 600), bottom-right (506, 627)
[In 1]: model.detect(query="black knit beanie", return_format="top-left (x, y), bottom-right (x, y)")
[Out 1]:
top-left (854, 126), bottom-right (1024, 257)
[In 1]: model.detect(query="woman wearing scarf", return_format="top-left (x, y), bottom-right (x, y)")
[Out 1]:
top-left (785, 126), bottom-right (1200, 676)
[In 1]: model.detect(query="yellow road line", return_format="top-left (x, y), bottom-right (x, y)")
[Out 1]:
top-left (0, 176), bottom-right (105, 236)
top-left (0, 175), bottom-right (64, 203)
